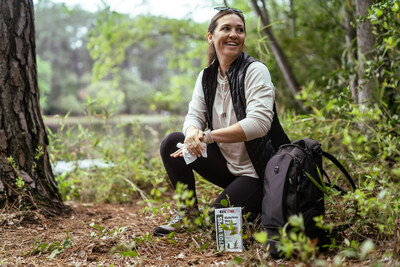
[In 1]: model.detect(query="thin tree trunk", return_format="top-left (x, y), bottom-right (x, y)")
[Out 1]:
top-left (289, 0), bottom-right (296, 36)
top-left (0, 0), bottom-right (67, 215)
top-left (355, 0), bottom-right (375, 105)
top-left (345, 0), bottom-right (357, 99)
top-left (250, 0), bottom-right (304, 110)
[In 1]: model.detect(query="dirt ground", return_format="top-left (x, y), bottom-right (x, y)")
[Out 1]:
top-left (0, 201), bottom-right (273, 267)
top-left (2, 201), bottom-right (396, 267)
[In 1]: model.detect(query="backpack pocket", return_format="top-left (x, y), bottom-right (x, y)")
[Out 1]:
top-left (262, 153), bottom-right (294, 228)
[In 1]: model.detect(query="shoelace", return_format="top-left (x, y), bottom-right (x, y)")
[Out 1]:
top-left (169, 210), bottom-right (185, 225)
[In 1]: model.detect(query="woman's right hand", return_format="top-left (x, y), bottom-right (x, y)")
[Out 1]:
top-left (184, 127), bottom-right (205, 157)
top-left (170, 146), bottom-right (184, 158)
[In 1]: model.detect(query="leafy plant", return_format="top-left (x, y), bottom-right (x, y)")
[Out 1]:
top-left (110, 232), bottom-right (153, 258)
top-left (89, 223), bottom-right (127, 240)
top-left (27, 230), bottom-right (72, 260)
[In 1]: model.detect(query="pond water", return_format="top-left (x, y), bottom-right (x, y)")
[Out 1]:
top-left (45, 115), bottom-right (183, 144)
top-left (52, 159), bottom-right (115, 175)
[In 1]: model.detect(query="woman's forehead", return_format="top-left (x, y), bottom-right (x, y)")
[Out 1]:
top-left (216, 14), bottom-right (245, 27)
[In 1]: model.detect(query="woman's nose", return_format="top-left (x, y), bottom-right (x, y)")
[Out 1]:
top-left (229, 30), bottom-right (238, 38)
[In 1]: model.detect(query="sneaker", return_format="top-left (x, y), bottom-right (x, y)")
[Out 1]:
top-left (153, 208), bottom-right (201, 237)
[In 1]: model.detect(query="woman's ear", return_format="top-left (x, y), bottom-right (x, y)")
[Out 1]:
top-left (207, 32), bottom-right (213, 45)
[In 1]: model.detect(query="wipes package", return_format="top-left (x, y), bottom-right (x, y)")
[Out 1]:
top-left (215, 207), bottom-right (243, 252)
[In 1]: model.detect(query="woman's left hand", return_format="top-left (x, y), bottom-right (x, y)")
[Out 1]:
top-left (184, 127), bottom-right (205, 157)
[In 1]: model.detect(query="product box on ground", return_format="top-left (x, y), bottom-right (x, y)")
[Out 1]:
top-left (215, 207), bottom-right (243, 252)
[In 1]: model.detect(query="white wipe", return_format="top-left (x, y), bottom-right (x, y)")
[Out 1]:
top-left (177, 142), bottom-right (207, 165)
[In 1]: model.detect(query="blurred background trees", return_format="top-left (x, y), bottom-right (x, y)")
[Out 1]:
top-left (34, 0), bottom-right (399, 116)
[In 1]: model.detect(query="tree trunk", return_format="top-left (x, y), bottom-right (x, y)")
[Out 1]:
top-left (355, 0), bottom-right (375, 105)
top-left (0, 0), bottom-right (67, 215)
top-left (289, 0), bottom-right (296, 36)
top-left (345, 0), bottom-right (358, 99)
top-left (250, 0), bottom-right (304, 111)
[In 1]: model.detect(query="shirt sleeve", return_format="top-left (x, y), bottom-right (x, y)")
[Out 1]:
top-left (238, 62), bottom-right (275, 141)
top-left (182, 70), bottom-right (207, 135)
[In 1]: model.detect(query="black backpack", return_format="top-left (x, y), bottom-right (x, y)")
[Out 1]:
top-left (261, 138), bottom-right (356, 258)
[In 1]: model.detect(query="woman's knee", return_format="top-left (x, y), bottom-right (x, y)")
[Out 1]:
top-left (160, 132), bottom-right (184, 157)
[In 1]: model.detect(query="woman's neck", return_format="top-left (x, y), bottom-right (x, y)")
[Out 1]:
top-left (217, 57), bottom-right (235, 77)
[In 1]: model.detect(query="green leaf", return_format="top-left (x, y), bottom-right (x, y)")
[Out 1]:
top-left (37, 243), bottom-right (48, 252)
top-left (392, 2), bottom-right (399, 12)
top-left (305, 172), bottom-right (326, 194)
top-left (234, 256), bottom-right (243, 264)
top-left (220, 199), bottom-right (228, 207)
top-left (120, 251), bottom-right (138, 257)
top-left (200, 243), bottom-right (210, 251)
top-left (253, 231), bottom-right (267, 244)
top-left (49, 248), bottom-right (63, 260)
top-left (221, 224), bottom-right (230, 231)
top-left (63, 237), bottom-right (72, 249)
top-left (47, 242), bottom-right (61, 252)
top-left (360, 239), bottom-right (375, 259)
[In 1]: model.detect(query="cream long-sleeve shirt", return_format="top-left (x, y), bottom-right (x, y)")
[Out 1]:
top-left (182, 62), bottom-right (275, 178)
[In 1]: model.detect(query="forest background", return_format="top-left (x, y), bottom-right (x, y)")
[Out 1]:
top-left (1, 0), bottom-right (400, 265)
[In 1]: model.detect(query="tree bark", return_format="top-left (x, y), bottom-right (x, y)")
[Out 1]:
top-left (250, 0), bottom-right (304, 110)
top-left (344, 0), bottom-right (358, 99)
top-left (0, 0), bottom-right (67, 215)
top-left (355, 0), bottom-right (375, 105)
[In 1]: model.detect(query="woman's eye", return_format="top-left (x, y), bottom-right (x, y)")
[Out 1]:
top-left (222, 27), bottom-right (229, 31)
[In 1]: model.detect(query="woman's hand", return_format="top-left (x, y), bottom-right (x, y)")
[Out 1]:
top-left (184, 126), bottom-right (205, 157)
top-left (170, 147), bottom-right (183, 158)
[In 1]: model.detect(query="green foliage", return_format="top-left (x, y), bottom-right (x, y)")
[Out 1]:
top-left (277, 215), bottom-right (319, 261)
top-left (110, 232), bottom-right (153, 258)
top-left (35, 0), bottom-right (95, 114)
top-left (273, 100), bottom-right (399, 262)
top-left (37, 56), bottom-right (52, 111)
top-left (246, 91), bottom-right (399, 264)
top-left (173, 182), bottom-right (196, 210)
top-left (84, 70), bottom-right (157, 115)
top-left (368, 0), bottom-right (400, 115)
top-left (47, 101), bottom-right (177, 203)
top-left (27, 230), bottom-right (72, 260)
top-left (87, 7), bottom-right (208, 114)
top-left (45, 89), bottom-right (400, 265)
top-left (15, 177), bottom-right (25, 189)
top-left (90, 223), bottom-right (127, 240)
top-left (85, 80), bottom-right (125, 114)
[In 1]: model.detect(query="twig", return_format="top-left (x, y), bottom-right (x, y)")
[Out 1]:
top-left (122, 177), bottom-right (151, 207)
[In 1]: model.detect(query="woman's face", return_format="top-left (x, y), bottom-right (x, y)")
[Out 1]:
top-left (208, 14), bottom-right (246, 64)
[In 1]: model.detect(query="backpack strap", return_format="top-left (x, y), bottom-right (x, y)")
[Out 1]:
top-left (322, 151), bottom-right (358, 234)
top-left (269, 104), bottom-right (291, 151)
top-left (322, 151), bottom-right (357, 191)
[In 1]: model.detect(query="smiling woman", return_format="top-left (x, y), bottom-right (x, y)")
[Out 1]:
top-left (153, 7), bottom-right (290, 237)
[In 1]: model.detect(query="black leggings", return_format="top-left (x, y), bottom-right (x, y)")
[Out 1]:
top-left (160, 132), bottom-right (263, 221)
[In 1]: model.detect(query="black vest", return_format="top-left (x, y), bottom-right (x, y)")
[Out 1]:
top-left (202, 52), bottom-right (290, 178)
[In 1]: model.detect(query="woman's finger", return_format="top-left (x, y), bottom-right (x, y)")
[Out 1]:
top-left (170, 148), bottom-right (183, 158)
top-left (190, 142), bottom-right (203, 157)
top-left (184, 128), bottom-right (205, 157)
